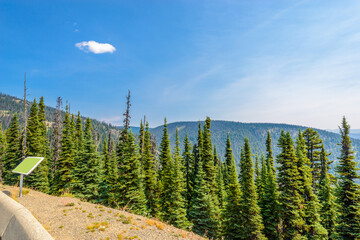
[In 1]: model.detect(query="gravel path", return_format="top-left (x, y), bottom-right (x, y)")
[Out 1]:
top-left (0, 184), bottom-right (204, 240)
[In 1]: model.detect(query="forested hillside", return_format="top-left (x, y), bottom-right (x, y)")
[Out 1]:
top-left (1, 91), bottom-right (360, 239)
top-left (0, 92), bottom-right (120, 148)
top-left (150, 121), bottom-right (360, 168)
top-left (2, 92), bottom-right (359, 169)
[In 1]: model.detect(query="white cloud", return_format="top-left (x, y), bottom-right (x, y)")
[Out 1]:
top-left (75, 41), bottom-right (116, 54)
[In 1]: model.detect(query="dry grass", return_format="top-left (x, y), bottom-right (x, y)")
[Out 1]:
top-left (0, 184), bottom-right (204, 240)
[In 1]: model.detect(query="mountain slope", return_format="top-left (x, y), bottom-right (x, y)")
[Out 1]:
top-left (1, 92), bottom-right (358, 170)
top-left (0, 92), bottom-right (121, 147)
top-left (150, 121), bottom-right (360, 169)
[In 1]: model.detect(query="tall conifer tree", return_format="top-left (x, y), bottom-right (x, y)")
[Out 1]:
top-left (117, 130), bottom-right (147, 215)
top-left (159, 120), bottom-right (190, 228)
top-left (183, 134), bottom-right (194, 209)
top-left (336, 117), bottom-right (360, 239)
top-left (262, 132), bottom-right (279, 240)
top-left (277, 131), bottom-right (304, 239)
top-left (72, 118), bottom-right (101, 202)
top-left (224, 134), bottom-right (234, 188)
top-left (52, 109), bottom-right (75, 195)
top-left (223, 135), bottom-right (243, 239)
top-left (303, 128), bottom-right (323, 192)
top-left (0, 124), bottom-right (4, 183)
top-left (143, 122), bottom-right (159, 216)
top-left (239, 138), bottom-right (265, 239)
top-left (318, 144), bottom-right (337, 239)
top-left (3, 114), bottom-right (22, 185)
top-left (295, 131), bottom-right (327, 239)
top-left (188, 162), bottom-right (217, 238)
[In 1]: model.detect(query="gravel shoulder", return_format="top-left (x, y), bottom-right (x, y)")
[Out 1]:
top-left (0, 184), bottom-right (204, 240)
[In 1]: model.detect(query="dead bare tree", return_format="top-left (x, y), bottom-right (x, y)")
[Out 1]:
top-left (22, 73), bottom-right (28, 159)
top-left (52, 97), bottom-right (63, 173)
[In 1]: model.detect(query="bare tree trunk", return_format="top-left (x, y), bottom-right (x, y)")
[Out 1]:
top-left (22, 73), bottom-right (27, 159)
top-left (52, 97), bottom-right (63, 173)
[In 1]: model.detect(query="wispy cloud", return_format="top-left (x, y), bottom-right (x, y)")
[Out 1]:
top-left (75, 41), bottom-right (116, 54)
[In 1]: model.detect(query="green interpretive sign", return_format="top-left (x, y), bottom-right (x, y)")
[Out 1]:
top-left (12, 157), bottom-right (44, 198)
top-left (13, 157), bottom-right (44, 175)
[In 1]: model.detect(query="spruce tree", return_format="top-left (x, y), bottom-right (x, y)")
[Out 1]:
top-left (202, 117), bottom-right (221, 231)
top-left (303, 128), bottom-right (323, 192)
top-left (214, 146), bottom-right (226, 211)
top-left (72, 118), bottom-right (101, 202)
top-left (168, 129), bottom-right (191, 229)
top-left (37, 96), bottom-right (50, 192)
top-left (159, 120), bottom-right (190, 228)
top-left (188, 163), bottom-right (218, 238)
top-left (336, 117), bottom-right (360, 239)
top-left (143, 122), bottom-right (159, 216)
top-left (52, 109), bottom-right (75, 195)
top-left (239, 138), bottom-right (265, 239)
top-left (26, 99), bottom-right (41, 156)
top-left (222, 135), bottom-right (243, 239)
top-left (3, 114), bottom-right (22, 185)
top-left (277, 131), bottom-right (304, 239)
top-left (101, 136), bottom-right (118, 206)
top-left (183, 134), bottom-right (194, 209)
top-left (262, 132), bottom-right (279, 240)
top-left (25, 99), bottom-right (50, 191)
top-left (224, 134), bottom-right (234, 188)
top-left (295, 130), bottom-right (327, 239)
top-left (71, 112), bottom-right (85, 196)
top-left (318, 144), bottom-right (337, 239)
top-left (117, 130), bottom-right (147, 215)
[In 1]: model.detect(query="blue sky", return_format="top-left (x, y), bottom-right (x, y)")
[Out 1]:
top-left (1, 0), bottom-right (360, 129)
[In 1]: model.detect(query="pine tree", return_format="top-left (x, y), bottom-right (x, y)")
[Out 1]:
top-left (295, 130), bottom-right (327, 239)
top-left (303, 128), bottom-right (323, 193)
top-left (223, 135), bottom-right (243, 239)
top-left (318, 144), bottom-right (337, 239)
top-left (3, 114), bottom-right (22, 185)
top-left (117, 130), bottom-right (147, 215)
top-left (262, 132), bottom-right (279, 240)
top-left (239, 138), bottom-right (265, 239)
top-left (143, 122), bottom-right (159, 216)
top-left (0, 124), bottom-right (5, 183)
top-left (52, 109), bottom-right (75, 195)
top-left (183, 134), bottom-right (194, 209)
top-left (336, 117), bottom-right (360, 239)
top-left (277, 131), bottom-right (304, 239)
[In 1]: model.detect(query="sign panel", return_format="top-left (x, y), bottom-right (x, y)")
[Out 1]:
top-left (12, 157), bottom-right (44, 175)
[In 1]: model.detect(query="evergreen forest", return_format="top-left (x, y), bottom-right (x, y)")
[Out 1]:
top-left (1, 92), bottom-right (360, 240)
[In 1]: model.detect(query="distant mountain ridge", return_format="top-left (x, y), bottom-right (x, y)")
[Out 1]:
top-left (1, 92), bottom-right (358, 170)
top-left (149, 121), bottom-right (360, 170)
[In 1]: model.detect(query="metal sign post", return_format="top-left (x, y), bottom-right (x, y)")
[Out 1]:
top-left (19, 174), bottom-right (24, 197)
top-left (12, 157), bottom-right (44, 198)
